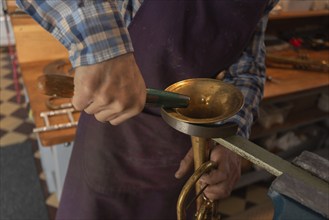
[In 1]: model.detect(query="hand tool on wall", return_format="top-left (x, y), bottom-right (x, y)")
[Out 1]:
top-left (266, 53), bottom-right (329, 73)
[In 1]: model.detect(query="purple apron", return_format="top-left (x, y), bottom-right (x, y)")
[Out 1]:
top-left (56, 1), bottom-right (268, 219)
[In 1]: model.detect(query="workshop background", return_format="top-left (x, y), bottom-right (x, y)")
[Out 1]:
top-left (1, 1), bottom-right (328, 220)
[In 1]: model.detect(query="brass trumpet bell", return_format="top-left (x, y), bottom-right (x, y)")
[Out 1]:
top-left (162, 78), bottom-right (244, 124)
top-left (161, 78), bottom-right (244, 220)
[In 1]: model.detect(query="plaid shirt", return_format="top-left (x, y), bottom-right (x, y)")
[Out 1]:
top-left (17, 0), bottom-right (278, 138)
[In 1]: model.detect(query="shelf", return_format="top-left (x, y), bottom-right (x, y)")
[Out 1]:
top-left (269, 9), bottom-right (329, 20)
top-left (236, 4), bottom-right (329, 190)
top-left (251, 108), bottom-right (329, 140)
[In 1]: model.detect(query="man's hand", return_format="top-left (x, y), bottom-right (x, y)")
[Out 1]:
top-left (175, 143), bottom-right (241, 200)
top-left (72, 53), bottom-right (146, 125)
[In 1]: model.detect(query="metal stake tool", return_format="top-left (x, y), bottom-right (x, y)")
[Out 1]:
top-left (33, 108), bottom-right (78, 133)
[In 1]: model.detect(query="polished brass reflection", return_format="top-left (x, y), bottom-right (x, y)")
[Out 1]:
top-left (162, 78), bottom-right (244, 220)
top-left (163, 78), bottom-right (244, 124)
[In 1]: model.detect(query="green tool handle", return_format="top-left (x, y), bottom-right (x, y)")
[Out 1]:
top-left (146, 88), bottom-right (190, 108)
top-left (37, 74), bottom-right (190, 108)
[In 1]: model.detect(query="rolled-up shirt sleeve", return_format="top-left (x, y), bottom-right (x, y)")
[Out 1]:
top-left (222, 0), bottom-right (278, 138)
top-left (16, 0), bottom-right (134, 67)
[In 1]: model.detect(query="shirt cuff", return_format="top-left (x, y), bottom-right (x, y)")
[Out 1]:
top-left (66, 1), bottom-right (134, 67)
top-left (17, 0), bottom-right (134, 68)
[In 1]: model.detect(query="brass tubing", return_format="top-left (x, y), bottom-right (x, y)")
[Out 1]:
top-left (177, 160), bottom-right (217, 220)
top-left (195, 196), bottom-right (215, 220)
top-left (195, 199), bottom-right (208, 220)
top-left (191, 136), bottom-right (210, 208)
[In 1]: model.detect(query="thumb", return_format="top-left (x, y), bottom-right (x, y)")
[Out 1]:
top-left (216, 71), bottom-right (225, 80)
top-left (175, 148), bottom-right (194, 179)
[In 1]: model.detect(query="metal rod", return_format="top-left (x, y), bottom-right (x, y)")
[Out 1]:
top-left (213, 135), bottom-right (329, 193)
top-left (191, 136), bottom-right (209, 208)
top-left (34, 108), bottom-right (78, 133)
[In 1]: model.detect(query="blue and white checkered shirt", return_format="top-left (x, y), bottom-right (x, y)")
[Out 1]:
top-left (17, 0), bottom-right (278, 138)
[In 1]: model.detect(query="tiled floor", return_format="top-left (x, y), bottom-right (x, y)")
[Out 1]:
top-left (0, 46), bottom-right (274, 220)
top-left (0, 49), bottom-right (35, 146)
top-left (0, 46), bottom-right (58, 220)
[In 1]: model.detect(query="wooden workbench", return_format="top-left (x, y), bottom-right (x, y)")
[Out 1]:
top-left (265, 50), bottom-right (329, 100)
top-left (20, 61), bottom-right (79, 146)
top-left (265, 68), bottom-right (328, 100)
top-left (11, 15), bottom-right (77, 147)
top-left (251, 50), bottom-right (329, 139)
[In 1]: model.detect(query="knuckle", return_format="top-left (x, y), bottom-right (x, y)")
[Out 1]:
top-left (83, 109), bottom-right (93, 114)
top-left (222, 188), bottom-right (231, 198)
top-left (94, 114), bottom-right (106, 122)
top-left (204, 190), bottom-right (217, 201)
top-left (136, 102), bottom-right (144, 113)
top-left (186, 152), bottom-right (193, 160)
top-left (72, 98), bottom-right (84, 111)
top-left (180, 159), bottom-right (187, 167)
top-left (109, 118), bottom-right (118, 125)
top-left (98, 95), bottom-right (111, 106)
top-left (221, 172), bottom-right (229, 180)
top-left (110, 116), bottom-right (125, 126)
top-left (218, 185), bottom-right (231, 199)
top-left (114, 97), bottom-right (130, 112)
top-left (204, 184), bottom-right (232, 200)
top-left (115, 102), bottom-right (125, 113)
